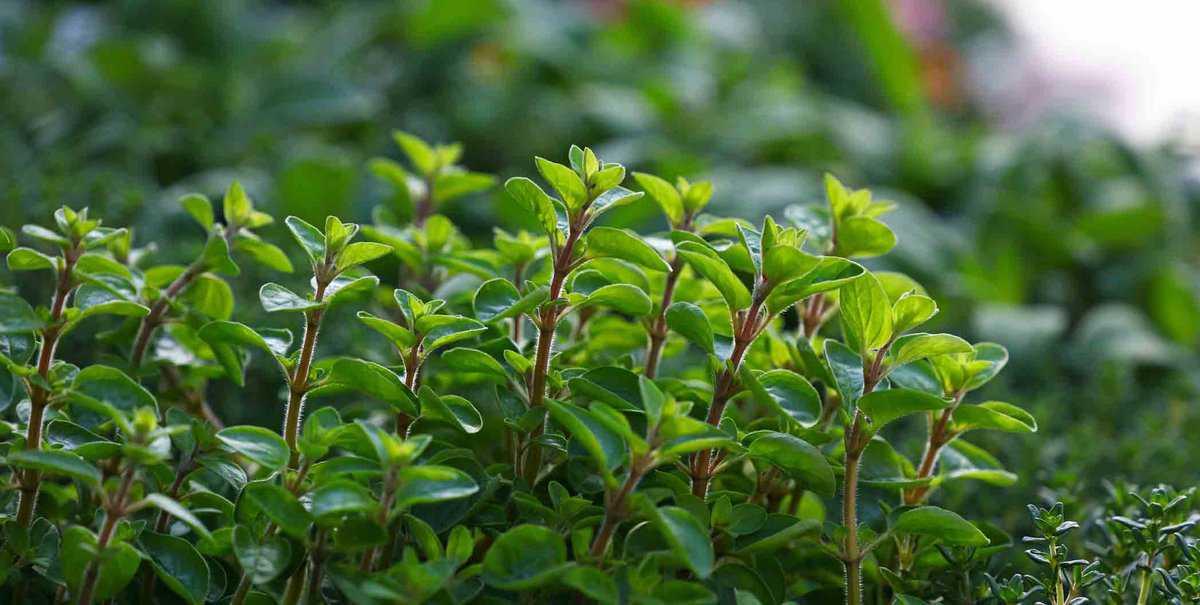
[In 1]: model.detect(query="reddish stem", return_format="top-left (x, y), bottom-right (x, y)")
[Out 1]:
top-left (16, 246), bottom-right (80, 527)
top-left (644, 255), bottom-right (684, 379)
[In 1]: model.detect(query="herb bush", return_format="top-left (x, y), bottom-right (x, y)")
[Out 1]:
top-left (0, 136), bottom-right (1047, 604)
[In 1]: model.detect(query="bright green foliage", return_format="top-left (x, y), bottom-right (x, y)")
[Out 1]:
top-left (0, 152), bottom-right (1034, 605)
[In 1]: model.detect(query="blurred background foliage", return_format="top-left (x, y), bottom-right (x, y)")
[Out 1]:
top-left (2, 0), bottom-right (1199, 542)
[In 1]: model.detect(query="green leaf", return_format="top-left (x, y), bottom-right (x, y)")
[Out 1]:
top-left (893, 506), bottom-right (989, 546)
top-left (324, 274), bottom-right (379, 307)
top-left (505, 177), bottom-right (560, 238)
top-left (762, 245), bottom-right (820, 285)
top-left (6, 449), bottom-right (100, 487)
top-left (535, 156), bottom-right (587, 209)
top-left (656, 415), bottom-right (733, 459)
top-left (835, 215), bottom-right (896, 258)
top-left (199, 231), bottom-right (239, 276)
top-left (545, 399), bottom-right (625, 477)
top-left (639, 376), bottom-right (665, 429)
top-left (824, 340), bottom-right (864, 410)
top-left (858, 388), bottom-right (950, 430)
top-left (259, 282), bottom-right (321, 313)
top-left (357, 311), bottom-right (417, 349)
top-left (312, 480), bottom-right (376, 523)
top-left (651, 506), bottom-right (714, 579)
top-left (890, 333), bottom-right (972, 367)
top-left (62, 526), bottom-right (140, 600)
top-left (180, 193), bottom-right (214, 230)
top-left (232, 525), bottom-right (291, 584)
top-left (892, 293), bottom-right (937, 333)
top-left (474, 278), bottom-right (547, 323)
top-left (138, 494), bottom-right (212, 540)
top-left (394, 131), bottom-right (438, 175)
top-left (440, 348), bottom-right (507, 382)
top-left (140, 531), bottom-right (210, 605)
top-left (242, 481), bottom-right (312, 538)
top-left (676, 241), bottom-right (751, 311)
top-left (234, 235), bottom-right (294, 273)
top-left (965, 343), bottom-right (1008, 391)
top-left (586, 227), bottom-right (670, 272)
top-left (7, 247), bottom-right (57, 272)
top-left (0, 291), bottom-right (42, 333)
top-left (839, 271), bottom-right (893, 353)
top-left (284, 216), bottom-right (326, 263)
top-left (182, 273), bottom-right (234, 320)
top-left (198, 321), bottom-right (290, 386)
top-left (568, 366), bottom-right (642, 411)
top-left (223, 181), bottom-right (253, 226)
top-left (482, 525), bottom-right (571, 590)
top-left (72, 365), bottom-right (157, 415)
top-left (434, 171), bottom-right (496, 203)
top-left (741, 368), bottom-right (822, 429)
top-left (633, 172), bottom-right (684, 226)
top-left (336, 241), bottom-right (393, 272)
top-left (394, 465), bottom-right (479, 509)
top-left (590, 186), bottom-right (644, 217)
top-left (765, 256), bottom-right (864, 313)
top-left (561, 566), bottom-right (619, 604)
top-left (574, 283), bottom-right (652, 316)
top-left (747, 432), bottom-right (835, 497)
top-left (733, 514), bottom-right (820, 554)
top-left (418, 315), bottom-right (488, 352)
top-left (23, 224), bottom-right (70, 247)
top-left (215, 426), bottom-right (290, 471)
top-left (666, 302), bottom-right (715, 355)
top-left (311, 358), bottom-right (415, 415)
top-left (418, 388), bottom-right (484, 434)
top-left (952, 402), bottom-right (1037, 433)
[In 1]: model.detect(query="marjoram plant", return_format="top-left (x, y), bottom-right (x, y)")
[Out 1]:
top-left (0, 137), bottom-right (1037, 604)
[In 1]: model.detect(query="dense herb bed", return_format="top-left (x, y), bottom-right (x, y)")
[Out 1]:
top-left (7, 136), bottom-right (1182, 605)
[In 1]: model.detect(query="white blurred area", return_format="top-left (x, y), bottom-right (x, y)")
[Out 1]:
top-left (983, 0), bottom-right (1200, 147)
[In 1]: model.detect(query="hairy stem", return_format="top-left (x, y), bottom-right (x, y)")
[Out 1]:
top-left (589, 462), bottom-right (646, 560)
top-left (690, 292), bottom-right (766, 499)
top-left (843, 448), bottom-right (863, 605)
top-left (903, 391), bottom-right (965, 505)
top-left (16, 246), bottom-right (80, 527)
top-left (644, 255), bottom-right (684, 379)
top-left (76, 465), bottom-right (137, 605)
top-left (840, 342), bottom-right (891, 605)
top-left (360, 467), bottom-right (399, 571)
top-left (129, 264), bottom-right (202, 370)
top-left (520, 221), bottom-right (582, 482)
top-left (284, 282), bottom-right (327, 468)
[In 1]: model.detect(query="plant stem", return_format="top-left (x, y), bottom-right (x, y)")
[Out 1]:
top-left (1136, 569), bottom-right (1153, 605)
top-left (843, 448), bottom-right (863, 605)
top-left (284, 281), bottom-right (328, 468)
top-left (141, 452), bottom-right (196, 600)
top-left (129, 264), bottom-right (202, 370)
top-left (158, 365), bottom-right (223, 428)
top-left (520, 219), bottom-right (583, 481)
top-left (840, 342), bottom-right (891, 605)
top-left (229, 575), bottom-right (252, 605)
top-left (644, 255), bottom-right (684, 379)
top-left (511, 264), bottom-right (525, 344)
top-left (903, 391), bottom-right (965, 505)
top-left (397, 340), bottom-right (422, 432)
top-left (589, 461), bottom-right (646, 560)
top-left (16, 245), bottom-right (80, 527)
top-left (360, 466), bottom-right (399, 571)
top-left (690, 293), bottom-right (766, 499)
top-left (281, 564), bottom-right (306, 605)
top-left (76, 465), bottom-right (137, 605)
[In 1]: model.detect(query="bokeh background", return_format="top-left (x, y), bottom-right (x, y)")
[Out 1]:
top-left (3, 0), bottom-right (1199, 534)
